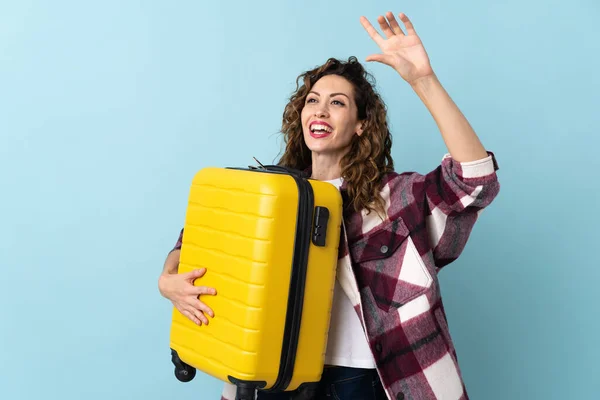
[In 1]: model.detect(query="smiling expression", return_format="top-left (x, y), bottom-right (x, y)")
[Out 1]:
top-left (301, 74), bottom-right (364, 157)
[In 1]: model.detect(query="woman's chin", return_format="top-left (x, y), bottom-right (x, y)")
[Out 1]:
top-left (305, 135), bottom-right (332, 149)
top-left (306, 142), bottom-right (331, 153)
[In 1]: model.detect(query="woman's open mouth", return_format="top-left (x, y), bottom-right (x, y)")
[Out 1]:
top-left (309, 121), bottom-right (333, 138)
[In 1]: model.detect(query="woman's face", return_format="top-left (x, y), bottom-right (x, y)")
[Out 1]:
top-left (301, 74), bottom-right (364, 157)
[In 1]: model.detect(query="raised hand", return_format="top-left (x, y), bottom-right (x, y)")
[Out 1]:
top-left (360, 12), bottom-right (434, 84)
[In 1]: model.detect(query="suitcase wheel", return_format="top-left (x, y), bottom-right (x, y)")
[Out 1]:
top-left (170, 349), bottom-right (196, 382)
top-left (175, 365), bottom-right (196, 382)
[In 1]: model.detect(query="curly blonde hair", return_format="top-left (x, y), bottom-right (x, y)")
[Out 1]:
top-left (277, 56), bottom-right (394, 215)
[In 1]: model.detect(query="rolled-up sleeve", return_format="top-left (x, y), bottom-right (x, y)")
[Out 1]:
top-left (423, 152), bottom-right (500, 269)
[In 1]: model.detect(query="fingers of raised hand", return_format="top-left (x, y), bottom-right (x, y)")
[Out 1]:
top-left (360, 16), bottom-right (385, 47)
top-left (383, 12), bottom-right (405, 36)
top-left (398, 13), bottom-right (416, 35)
top-left (378, 14), bottom-right (402, 38)
top-left (367, 12), bottom-right (416, 39)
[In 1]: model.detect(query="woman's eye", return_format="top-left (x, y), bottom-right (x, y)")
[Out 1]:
top-left (306, 98), bottom-right (343, 106)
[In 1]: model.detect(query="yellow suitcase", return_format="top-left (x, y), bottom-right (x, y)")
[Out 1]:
top-left (168, 164), bottom-right (343, 399)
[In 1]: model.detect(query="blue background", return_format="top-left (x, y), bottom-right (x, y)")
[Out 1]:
top-left (1, 0), bottom-right (598, 399)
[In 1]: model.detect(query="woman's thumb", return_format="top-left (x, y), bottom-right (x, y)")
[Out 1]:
top-left (365, 53), bottom-right (393, 65)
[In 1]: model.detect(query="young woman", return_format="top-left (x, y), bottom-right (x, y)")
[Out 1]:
top-left (159, 11), bottom-right (500, 400)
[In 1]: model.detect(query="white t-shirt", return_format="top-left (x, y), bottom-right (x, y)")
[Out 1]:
top-left (322, 178), bottom-right (376, 368)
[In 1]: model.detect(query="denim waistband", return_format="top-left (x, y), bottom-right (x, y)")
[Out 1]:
top-left (321, 365), bottom-right (378, 383)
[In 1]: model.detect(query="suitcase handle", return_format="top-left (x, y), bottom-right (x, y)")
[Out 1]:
top-left (226, 164), bottom-right (307, 177)
top-left (246, 157), bottom-right (309, 178)
top-left (229, 157), bottom-right (309, 178)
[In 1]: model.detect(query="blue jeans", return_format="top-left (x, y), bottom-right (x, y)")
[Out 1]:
top-left (256, 366), bottom-right (387, 400)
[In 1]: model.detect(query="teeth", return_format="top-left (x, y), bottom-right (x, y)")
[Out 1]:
top-left (311, 124), bottom-right (333, 133)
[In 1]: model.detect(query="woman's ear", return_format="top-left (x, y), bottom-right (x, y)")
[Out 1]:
top-left (356, 121), bottom-right (365, 136)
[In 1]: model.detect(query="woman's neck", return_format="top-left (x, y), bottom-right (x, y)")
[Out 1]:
top-left (310, 152), bottom-right (343, 181)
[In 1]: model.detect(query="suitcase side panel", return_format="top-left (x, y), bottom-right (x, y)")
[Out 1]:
top-left (170, 167), bottom-right (299, 387)
top-left (287, 180), bottom-right (344, 390)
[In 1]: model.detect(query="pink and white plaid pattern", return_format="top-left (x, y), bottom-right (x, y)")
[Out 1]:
top-left (174, 152), bottom-right (500, 400)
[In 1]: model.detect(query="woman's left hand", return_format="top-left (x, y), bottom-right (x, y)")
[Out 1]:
top-left (360, 12), bottom-right (434, 84)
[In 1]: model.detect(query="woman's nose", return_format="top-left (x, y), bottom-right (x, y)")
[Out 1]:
top-left (315, 107), bottom-right (329, 118)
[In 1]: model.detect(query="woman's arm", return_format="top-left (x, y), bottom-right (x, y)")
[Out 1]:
top-left (161, 248), bottom-right (180, 276)
top-left (410, 74), bottom-right (489, 162)
top-left (361, 12), bottom-right (500, 271)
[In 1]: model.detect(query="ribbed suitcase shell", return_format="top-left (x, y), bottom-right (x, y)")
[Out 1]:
top-left (169, 166), bottom-right (343, 392)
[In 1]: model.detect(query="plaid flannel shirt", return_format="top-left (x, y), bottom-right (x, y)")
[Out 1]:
top-left (172, 152), bottom-right (500, 400)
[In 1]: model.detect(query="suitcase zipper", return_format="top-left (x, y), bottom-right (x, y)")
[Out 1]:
top-left (270, 173), bottom-right (314, 392)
